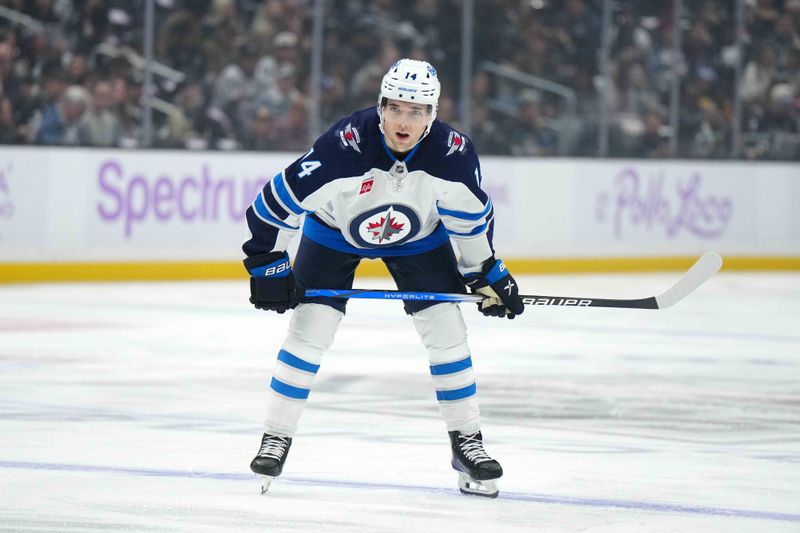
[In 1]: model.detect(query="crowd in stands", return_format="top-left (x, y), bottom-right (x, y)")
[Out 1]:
top-left (0, 0), bottom-right (798, 159)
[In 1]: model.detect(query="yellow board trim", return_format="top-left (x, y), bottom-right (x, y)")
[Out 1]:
top-left (0, 256), bottom-right (798, 283)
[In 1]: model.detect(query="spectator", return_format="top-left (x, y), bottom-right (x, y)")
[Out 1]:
top-left (258, 64), bottom-right (304, 119)
top-left (110, 74), bottom-right (142, 146)
top-left (436, 95), bottom-right (460, 131)
top-left (242, 106), bottom-right (279, 150)
top-left (254, 31), bottom-right (301, 91)
top-left (509, 91), bottom-right (558, 156)
top-left (630, 110), bottom-right (671, 158)
top-left (78, 78), bottom-right (121, 147)
top-left (213, 43), bottom-right (267, 132)
top-left (554, 0), bottom-right (602, 73)
top-left (785, 48), bottom-right (800, 95)
top-left (688, 97), bottom-right (728, 158)
top-left (741, 46), bottom-right (777, 103)
top-left (34, 85), bottom-right (90, 145)
top-left (251, 0), bottom-right (292, 52)
top-left (0, 42), bottom-right (16, 95)
top-left (157, 8), bottom-right (208, 81)
top-left (770, 14), bottom-right (800, 69)
top-left (65, 53), bottom-right (89, 85)
top-left (613, 60), bottom-right (662, 116)
top-left (749, 0), bottom-right (782, 37)
top-left (10, 75), bottom-right (38, 143)
top-left (348, 62), bottom-right (385, 111)
top-left (204, 17), bottom-right (244, 77)
top-left (318, 73), bottom-right (349, 125)
top-left (682, 20), bottom-right (716, 76)
top-left (469, 104), bottom-right (506, 155)
top-left (649, 24), bottom-right (684, 99)
top-left (272, 100), bottom-right (308, 151)
top-left (164, 80), bottom-right (211, 149)
top-left (349, 40), bottom-right (401, 106)
top-left (0, 89), bottom-right (15, 144)
top-left (761, 83), bottom-right (799, 133)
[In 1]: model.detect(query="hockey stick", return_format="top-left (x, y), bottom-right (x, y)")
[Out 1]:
top-left (305, 252), bottom-right (723, 310)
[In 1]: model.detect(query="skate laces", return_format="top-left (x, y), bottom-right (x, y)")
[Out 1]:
top-left (457, 433), bottom-right (492, 464)
top-left (258, 435), bottom-right (289, 460)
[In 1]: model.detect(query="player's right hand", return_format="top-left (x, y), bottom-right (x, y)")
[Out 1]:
top-left (244, 251), bottom-right (297, 313)
top-left (465, 257), bottom-right (525, 319)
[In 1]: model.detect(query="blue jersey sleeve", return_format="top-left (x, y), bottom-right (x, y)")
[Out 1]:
top-left (422, 123), bottom-right (497, 274)
top-left (242, 114), bottom-right (368, 258)
top-left (429, 130), bottom-right (495, 248)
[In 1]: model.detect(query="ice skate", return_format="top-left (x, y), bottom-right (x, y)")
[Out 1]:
top-left (250, 433), bottom-right (292, 494)
top-left (449, 430), bottom-right (503, 498)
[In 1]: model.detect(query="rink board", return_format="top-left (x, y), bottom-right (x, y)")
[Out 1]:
top-left (0, 146), bottom-right (798, 281)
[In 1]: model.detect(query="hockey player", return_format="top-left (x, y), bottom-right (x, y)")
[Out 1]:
top-left (243, 59), bottom-right (524, 498)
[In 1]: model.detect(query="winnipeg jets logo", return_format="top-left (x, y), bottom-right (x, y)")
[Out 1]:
top-left (338, 123), bottom-right (361, 153)
top-left (367, 206), bottom-right (405, 244)
top-left (350, 204), bottom-right (420, 248)
top-left (446, 131), bottom-right (467, 157)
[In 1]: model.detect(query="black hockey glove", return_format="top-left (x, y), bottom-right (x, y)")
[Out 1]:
top-left (464, 257), bottom-right (525, 319)
top-left (244, 251), bottom-right (297, 314)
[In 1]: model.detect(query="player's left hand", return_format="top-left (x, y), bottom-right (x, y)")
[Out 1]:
top-left (465, 258), bottom-right (524, 319)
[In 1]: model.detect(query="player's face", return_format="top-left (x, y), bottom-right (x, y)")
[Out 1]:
top-left (382, 99), bottom-right (430, 153)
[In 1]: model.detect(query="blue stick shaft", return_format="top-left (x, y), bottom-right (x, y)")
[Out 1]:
top-left (305, 288), bottom-right (482, 303)
top-left (304, 288), bottom-right (659, 309)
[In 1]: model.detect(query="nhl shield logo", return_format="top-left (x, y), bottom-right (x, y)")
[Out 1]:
top-left (348, 204), bottom-right (421, 248)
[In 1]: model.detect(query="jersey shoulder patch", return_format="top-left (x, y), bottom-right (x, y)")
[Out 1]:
top-left (336, 121), bottom-right (363, 153)
top-left (331, 107), bottom-right (380, 155)
top-left (445, 129), bottom-right (468, 157)
top-left (428, 119), bottom-right (471, 159)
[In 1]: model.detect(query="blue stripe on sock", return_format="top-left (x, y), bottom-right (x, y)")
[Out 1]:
top-left (270, 377), bottom-right (310, 399)
top-left (430, 356), bottom-right (472, 376)
top-left (277, 349), bottom-right (320, 374)
top-left (435, 383), bottom-right (476, 401)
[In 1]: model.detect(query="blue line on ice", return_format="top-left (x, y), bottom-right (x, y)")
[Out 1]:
top-left (1, 460), bottom-right (798, 523)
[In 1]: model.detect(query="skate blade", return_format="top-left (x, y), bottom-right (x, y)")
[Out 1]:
top-left (257, 475), bottom-right (275, 494)
top-left (458, 473), bottom-right (498, 498)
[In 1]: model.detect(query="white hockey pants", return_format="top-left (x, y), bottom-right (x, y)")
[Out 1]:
top-left (262, 302), bottom-right (480, 436)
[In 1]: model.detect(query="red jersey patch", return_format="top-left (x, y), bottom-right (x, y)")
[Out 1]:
top-left (359, 178), bottom-right (374, 195)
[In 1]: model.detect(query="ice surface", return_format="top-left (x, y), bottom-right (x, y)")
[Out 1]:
top-left (1, 272), bottom-right (799, 532)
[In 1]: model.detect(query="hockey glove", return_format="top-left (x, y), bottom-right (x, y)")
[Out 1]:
top-left (465, 258), bottom-right (525, 319)
top-left (244, 251), bottom-right (297, 314)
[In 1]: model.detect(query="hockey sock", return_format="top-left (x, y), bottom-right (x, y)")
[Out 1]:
top-left (263, 303), bottom-right (343, 436)
top-left (412, 303), bottom-right (481, 433)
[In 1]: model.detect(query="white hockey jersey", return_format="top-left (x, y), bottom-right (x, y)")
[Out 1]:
top-left (243, 107), bottom-right (496, 276)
